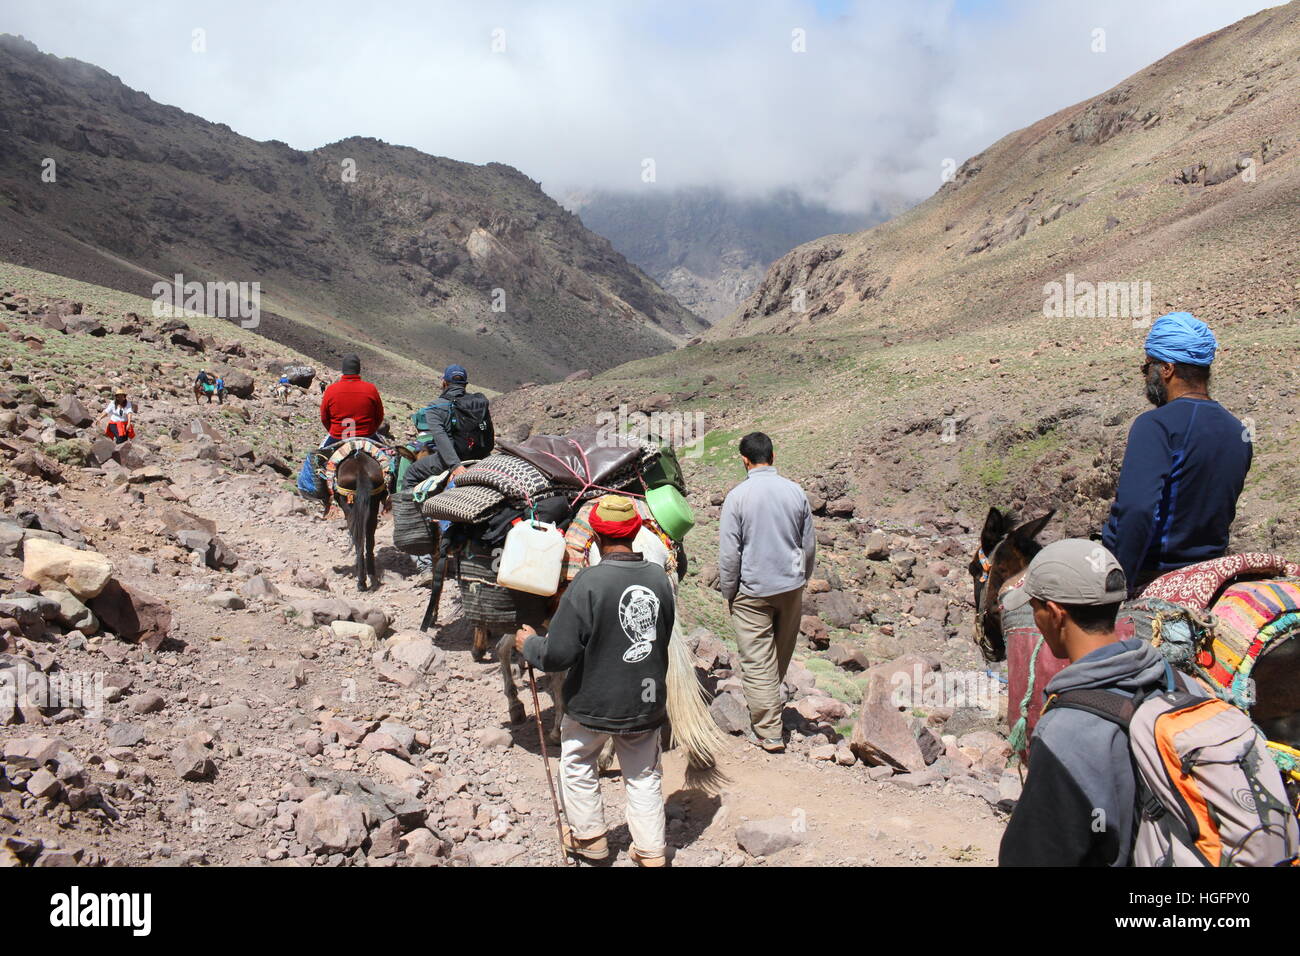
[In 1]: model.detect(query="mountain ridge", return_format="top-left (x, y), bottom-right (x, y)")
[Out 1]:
top-left (0, 33), bottom-right (704, 391)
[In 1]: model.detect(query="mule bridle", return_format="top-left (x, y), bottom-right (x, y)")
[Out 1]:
top-left (974, 539), bottom-right (1007, 661)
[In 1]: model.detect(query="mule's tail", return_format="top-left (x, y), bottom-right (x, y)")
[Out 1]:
top-left (667, 619), bottom-right (729, 791)
top-left (350, 470), bottom-right (371, 564)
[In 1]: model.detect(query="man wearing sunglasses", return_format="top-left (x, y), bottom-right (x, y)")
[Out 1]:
top-left (1101, 312), bottom-right (1251, 594)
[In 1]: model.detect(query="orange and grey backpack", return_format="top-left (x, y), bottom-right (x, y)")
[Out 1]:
top-left (1047, 663), bottom-right (1299, 867)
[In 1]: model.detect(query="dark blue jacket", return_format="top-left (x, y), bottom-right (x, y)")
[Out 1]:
top-left (1102, 397), bottom-right (1251, 588)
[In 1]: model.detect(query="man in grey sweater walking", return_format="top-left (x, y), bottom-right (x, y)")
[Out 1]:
top-left (718, 432), bottom-right (816, 752)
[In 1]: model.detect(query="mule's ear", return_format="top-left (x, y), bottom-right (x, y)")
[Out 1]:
top-left (979, 507), bottom-right (1007, 552)
top-left (1012, 510), bottom-right (1055, 545)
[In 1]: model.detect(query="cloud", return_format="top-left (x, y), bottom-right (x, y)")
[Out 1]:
top-left (1, 0), bottom-right (1278, 211)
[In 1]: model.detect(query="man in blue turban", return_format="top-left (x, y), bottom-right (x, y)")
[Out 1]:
top-left (1102, 312), bottom-right (1251, 592)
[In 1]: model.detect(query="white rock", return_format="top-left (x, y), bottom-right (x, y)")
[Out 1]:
top-left (22, 538), bottom-right (113, 600)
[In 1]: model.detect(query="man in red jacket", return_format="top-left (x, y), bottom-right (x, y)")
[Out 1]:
top-left (297, 354), bottom-right (386, 497)
top-left (320, 353), bottom-right (385, 439)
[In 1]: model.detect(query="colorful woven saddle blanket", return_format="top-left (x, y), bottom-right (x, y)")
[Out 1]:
top-left (1121, 565), bottom-right (1300, 784)
top-left (322, 438), bottom-right (397, 497)
top-left (1137, 552), bottom-right (1300, 609)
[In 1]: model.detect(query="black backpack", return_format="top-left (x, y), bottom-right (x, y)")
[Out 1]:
top-left (418, 393), bottom-right (494, 462)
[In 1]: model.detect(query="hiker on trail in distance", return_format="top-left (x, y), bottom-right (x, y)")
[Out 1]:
top-left (412, 364), bottom-right (494, 478)
top-left (1101, 312), bottom-right (1251, 594)
top-left (718, 432), bottom-right (816, 754)
top-left (296, 353), bottom-right (385, 498)
top-left (514, 495), bottom-right (674, 867)
top-left (96, 389), bottom-right (135, 445)
top-left (998, 540), bottom-right (1185, 866)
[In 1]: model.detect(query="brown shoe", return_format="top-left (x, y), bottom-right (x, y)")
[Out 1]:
top-left (744, 727), bottom-right (785, 753)
top-left (561, 827), bottom-right (609, 862)
top-left (629, 846), bottom-right (667, 867)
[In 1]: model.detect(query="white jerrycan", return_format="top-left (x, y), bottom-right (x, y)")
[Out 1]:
top-left (496, 520), bottom-right (565, 595)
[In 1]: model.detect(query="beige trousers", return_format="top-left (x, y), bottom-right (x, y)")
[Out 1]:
top-left (558, 716), bottom-right (666, 855)
top-left (730, 587), bottom-right (804, 739)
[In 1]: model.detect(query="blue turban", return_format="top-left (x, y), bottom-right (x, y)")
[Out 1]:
top-left (1144, 312), bottom-right (1217, 366)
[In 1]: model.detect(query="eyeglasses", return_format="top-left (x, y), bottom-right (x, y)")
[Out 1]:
top-left (1140, 359), bottom-right (1166, 375)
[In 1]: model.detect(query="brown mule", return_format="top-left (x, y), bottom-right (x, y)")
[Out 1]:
top-left (968, 506), bottom-right (1054, 663)
top-left (333, 451), bottom-right (389, 591)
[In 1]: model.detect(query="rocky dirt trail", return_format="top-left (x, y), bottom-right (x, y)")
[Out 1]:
top-left (1, 290), bottom-right (1012, 867)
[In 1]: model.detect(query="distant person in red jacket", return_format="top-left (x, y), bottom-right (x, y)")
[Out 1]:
top-left (297, 354), bottom-right (386, 497)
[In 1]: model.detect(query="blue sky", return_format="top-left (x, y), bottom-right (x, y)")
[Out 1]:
top-left (0, 0), bottom-right (1278, 209)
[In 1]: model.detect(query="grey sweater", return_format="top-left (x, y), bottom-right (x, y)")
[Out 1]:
top-left (717, 465), bottom-right (815, 601)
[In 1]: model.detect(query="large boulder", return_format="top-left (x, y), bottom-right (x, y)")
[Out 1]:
top-left (88, 581), bottom-right (171, 650)
top-left (736, 818), bottom-right (806, 858)
top-left (849, 676), bottom-right (928, 773)
top-left (218, 369), bottom-right (254, 399)
top-left (295, 792), bottom-right (368, 852)
top-left (811, 590), bottom-right (860, 629)
top-left (282, 365), bottom-right (316, 388)
top-left (174, 530), bottom-right (238, 570)
top-left (21, 538), bottom-right (113, 600)
top-left (170, 329), bottom-right (204, 351)
top-left (55, 395), bottom-right (93, 428)
top-left (63, 315), bottom-right (106, 336)
top-left (159, 507), bottom-right (218, 536)
top-left (41, 589), bottom-right (99, 633)
top-left (12, 450), bottom-right (64, 483)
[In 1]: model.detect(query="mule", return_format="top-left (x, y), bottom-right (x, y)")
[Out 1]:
top-left (495, 631), bottom-right (569, 745)
top-left (333, 451), bottom-right (389, 591)
top-left (970, 507), bottom-right (1300, 752)
top-left (968, 506), bottom-right (1054, 664)
top-left (193, 380), bottom-right (224, 404)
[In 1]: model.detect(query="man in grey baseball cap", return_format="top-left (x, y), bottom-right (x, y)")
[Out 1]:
top-left (1002, 539), bottom-right (1128, 662)
top-left (1000, 539), bottom-right (1177, 867)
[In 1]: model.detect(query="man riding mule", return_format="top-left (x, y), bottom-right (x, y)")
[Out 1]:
top-left (411, 363), bottom-right (494, 478)
top-left (332, 445), bottom-right (390, 591)
top-left (1102, 312), bottom-right (1251, 594)
top-left (977, 312), bottom-right (1258, 749)
top-left (297, 353), bottom-right (386, 502)
top-left (193, 369), bottom-right (217, 404)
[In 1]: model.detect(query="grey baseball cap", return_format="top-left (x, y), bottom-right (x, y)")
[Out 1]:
top-left (1002, 539), bottom-right (1127, 610)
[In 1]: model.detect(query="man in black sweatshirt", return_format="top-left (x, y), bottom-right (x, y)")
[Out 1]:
top-left (515, 494), bottom-right (675, 867)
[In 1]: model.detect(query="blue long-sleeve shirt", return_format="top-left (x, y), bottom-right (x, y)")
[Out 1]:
top-left (1102, 397), bottom-right (1251, 588)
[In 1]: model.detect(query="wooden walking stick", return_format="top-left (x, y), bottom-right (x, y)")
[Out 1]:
top-left (526, 663), bottom-right (571, 866)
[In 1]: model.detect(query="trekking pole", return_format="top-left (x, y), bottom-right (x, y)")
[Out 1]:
top-left (526, 663), bottom-right (571, 867)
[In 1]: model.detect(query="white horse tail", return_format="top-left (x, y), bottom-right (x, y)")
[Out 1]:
top-left (666, 617), bottom-right (729, 789)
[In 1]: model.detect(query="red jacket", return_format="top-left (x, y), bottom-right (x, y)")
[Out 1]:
top-left (320, 375), bottom-right (385, 439)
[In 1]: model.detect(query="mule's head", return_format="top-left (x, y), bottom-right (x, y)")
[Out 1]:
top-left (970, 506), bottom-right (1054, 662)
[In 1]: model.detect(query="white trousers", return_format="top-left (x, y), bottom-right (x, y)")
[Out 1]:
top-left (558, 716), bottom-right (666, 855)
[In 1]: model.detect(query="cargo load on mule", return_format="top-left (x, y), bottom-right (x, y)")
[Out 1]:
top-left (417, 424), bottom-right (721, 772)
